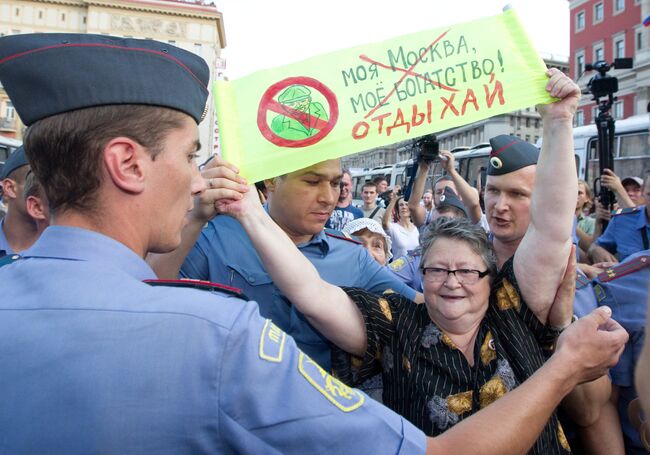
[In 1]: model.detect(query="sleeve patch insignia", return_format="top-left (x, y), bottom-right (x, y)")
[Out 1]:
top-left (259, 319), bottom-right (286, 363)
top-left (389, 258), bottom-right (406, 270)
top-left (298, 352), bottom-right (365, 412)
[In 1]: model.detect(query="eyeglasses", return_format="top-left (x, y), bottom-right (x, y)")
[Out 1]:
top-left (421, 267), bottom-right (490, 285)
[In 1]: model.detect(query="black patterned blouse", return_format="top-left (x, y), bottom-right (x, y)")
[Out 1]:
top-left (332, 258), bottom-right (571, 455)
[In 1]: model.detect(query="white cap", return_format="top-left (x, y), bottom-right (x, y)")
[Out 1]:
top-left (343, 218), bottom-right (393, 261)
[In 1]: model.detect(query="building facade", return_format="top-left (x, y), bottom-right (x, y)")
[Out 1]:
top-left (0, 0), bottom-right (225, 159)
top-left (570, 0), bottom-right (644, 125)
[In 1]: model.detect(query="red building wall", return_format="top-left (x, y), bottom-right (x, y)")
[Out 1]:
top-left (570, 0), bottom-right (642, 123)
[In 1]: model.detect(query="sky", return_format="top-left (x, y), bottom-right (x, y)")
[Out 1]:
top-left (217, 0), bottom-right (570, 79)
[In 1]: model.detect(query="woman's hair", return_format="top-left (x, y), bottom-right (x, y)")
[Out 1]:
top-left (420, 217), bottom-right (497, 277)
top-left (578, 179), bottom-right (593, 212)
top-left (393, 196), bottom-right (406, 222)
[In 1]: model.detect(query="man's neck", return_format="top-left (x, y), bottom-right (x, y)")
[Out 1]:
top-left (3, 208), bottom-right (40, 253)
top-left (363, 201), bottom-right (376, 210)
top-left (492, 237), bottom-right (521, 269)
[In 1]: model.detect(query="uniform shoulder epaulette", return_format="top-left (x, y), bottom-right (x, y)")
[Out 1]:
top-left (407, 247), bottom-right (422, 258)
top-left (0, 253), bottom-right (20, 269)
top-left (324, 228), bottom-right (362, 245)
top-left (575, 272), bottom-right (591, 289)
top-left (596, 254), bottom-right (650, 283)
top-left (143, 278), bottom-right (247, 300)
top-left (611, 206), bottom-right (642, 217)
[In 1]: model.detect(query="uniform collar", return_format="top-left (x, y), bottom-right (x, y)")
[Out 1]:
top-left (636, 206), bottom-right (649, 229)
top-left (297, 229), bottom-right (330, 256)
top-left (22, 226), bottom-right (156, 280)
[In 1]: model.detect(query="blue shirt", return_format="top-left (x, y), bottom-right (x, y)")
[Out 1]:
top-left (570, 249), bottom-right (650, 454)
top-left (0, 218), bottom-right (13, 257)
top-left (0, 226), bottom-right (426, 454)
top-left (326, 204), bottom-right (364, 230)
top-left (595, 206), bottom-right (650, 261)
top-left (388, 248), bottom-right (423, 292)
top-left (181, 215), bottom-right (417, 370)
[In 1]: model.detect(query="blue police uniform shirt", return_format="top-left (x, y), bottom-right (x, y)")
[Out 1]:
top-left (181, 215), bottom-right (417, 371)
top-left (0, 226), bottom-right (426, 454)
top-left (0, 218), bottom-right (14, 257)
top-left (388, 248), bottom-right (423, 292)
top-left (574, 250), bottom-right (650, 454)
top-left (595, 206), bottom-right (650, 261)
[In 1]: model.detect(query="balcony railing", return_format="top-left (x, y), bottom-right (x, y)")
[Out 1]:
top-left (0, 117), bottom-right (16, 130)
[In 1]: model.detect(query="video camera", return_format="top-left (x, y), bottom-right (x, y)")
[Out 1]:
top-left (586, 58), bottom-right (632, 99)
top-left (414, 133), bottom-right (439, 163)
top-left (584, 57), bottom-right (633, 221)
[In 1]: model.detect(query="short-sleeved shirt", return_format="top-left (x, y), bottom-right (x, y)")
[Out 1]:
top-left (334, 258), bottom-right (569, 455)
top-left (388, 248), bottom-right (423, 292)
top-left (595, 206), bottom-right (650, 261)
top-left (576, 213), bottom-right (596, 236)
top-left (326, 204), bottom-right (364, 230)
top-left (0, 226), bottom-right (426, 454)
top-left (181, 215), bottom-right (417, 370)
top-left (360, 205), bottom-right (386, 222)
top-left (0, 218), bottom-right (14, 257)
top-left (569, 250), bottom-right (650, 454)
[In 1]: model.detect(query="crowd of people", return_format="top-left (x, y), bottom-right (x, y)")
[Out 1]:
top-left (0, 32), bottom-right (648, 454)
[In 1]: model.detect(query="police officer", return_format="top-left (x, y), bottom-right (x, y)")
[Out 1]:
top-left (0, 146), bottom-right (39, 257)
top-left (0, 32), bottom-right (629, 455)
top-left (150, 160), bottom-right (422, 371)
top-left (573, 250), bottom-right (650, 454)
top-left (589, 176), bottom-right (650, 263)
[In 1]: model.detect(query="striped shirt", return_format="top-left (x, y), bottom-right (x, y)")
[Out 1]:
top-left (334, 258), bottom-right (571, 455)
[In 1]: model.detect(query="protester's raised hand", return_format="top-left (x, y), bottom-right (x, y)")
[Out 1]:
top-left (191, 155), bottom-right (248, 223)
top-left (439, 150), bottom-right (455, 173)
top-left (536, 68), bottom-right (581, 122)
top-left (554, 306), bottom-right (628, 384)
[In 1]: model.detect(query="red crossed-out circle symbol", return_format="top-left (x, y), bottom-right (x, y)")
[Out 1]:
top-left (257, 76), bottom-right (339, 148)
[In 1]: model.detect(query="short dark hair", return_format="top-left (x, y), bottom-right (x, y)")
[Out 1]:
top-left (362, 181), bottom-right (377, 191)
top-left (23, 170), bottom-right (45, 201)
top-left (24, 105), bottom-right (187, 215)
top-left (373, 176), bottom-right (388, 184)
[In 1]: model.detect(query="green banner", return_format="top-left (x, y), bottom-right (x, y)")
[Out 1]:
top-left (214, 8), bottom-right (554, 182)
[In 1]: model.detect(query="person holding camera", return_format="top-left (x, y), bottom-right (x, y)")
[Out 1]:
top-left (382, 187), bottom-right (419, 260)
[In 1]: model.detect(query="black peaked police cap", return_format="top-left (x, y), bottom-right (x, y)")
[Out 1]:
top-left (487, 135), bottom-right (540, 176)
top-left (0, 33), bottom-right (210, 126)
top-left (0, 146), bottom-right (28, 180)
top-left (438, 186), bottom-right (468, 218)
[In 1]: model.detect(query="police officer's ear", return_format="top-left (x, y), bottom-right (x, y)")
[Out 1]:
top-left (1, 178), bottom-right (18, 200)
top-left (263, 175), bottom-right (285, 194)
top-left (103, 137), bottom-right (147, 194)
top-left (26, 195), bottom-right (47, 221)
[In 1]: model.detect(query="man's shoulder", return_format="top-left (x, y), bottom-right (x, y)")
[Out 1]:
top-left (324, 228), bottom-right (362, 245)
top-left (610, 206), bottom-right (643, 219)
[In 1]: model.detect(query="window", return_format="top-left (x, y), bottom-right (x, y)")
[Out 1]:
top-left (61, 12), bottom-right (66, 21)
top-left (575, 110), bottom-right (584, 127)
top-left (535, 119), bottom-right (540, 129)
top-left (525, 118), bottom-right (530, 127)
top-left (592, 106), bottom-right (599, 122)
top-left (576, 11), bottom-right (585, 31)
top-left (525, 134), bottom-right (530, 142)
top-left (614, 36), bottom-right (625, 59)
top-left (614, 0), bottom-right (625, 14)
top-left (594, 2), bottom-right (604, 23)
top-left (637, 29), bottom-right (644, 51)
top-left (5, 101), bottom-right (15, 119)
top-left (594, 43), bottom-right (605, 62)
top-left (619, 133), bottom-right (650, 157)
top-left (614, 100), bottom-right (624, 119)
top-left (14, 7), bottom-right (20, 17)
top-left (38, 10), bottom-right (43, 19)
top-left (576, 50), bottom-right (585, 77)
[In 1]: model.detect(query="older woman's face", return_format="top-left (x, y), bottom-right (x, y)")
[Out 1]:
top-left (356, 230), bottom-right (388, 266)
top-left (421, 237), bottom-right (491, 329)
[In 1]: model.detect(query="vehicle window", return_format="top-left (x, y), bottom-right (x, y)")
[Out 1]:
top-left (619, 133), bottom-right (650, 158)
top-left (466, 156), bottom-right (489, 191)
